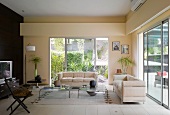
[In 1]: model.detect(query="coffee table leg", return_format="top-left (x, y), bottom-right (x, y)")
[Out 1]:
top-left (69, 89), bottom-right (70, 98)
top-left (38, 89), bottom-right (42, 100)
top-left (78, 89), bottom-right (79, 98)
top-left (36, 83), bottom-right (39, 88)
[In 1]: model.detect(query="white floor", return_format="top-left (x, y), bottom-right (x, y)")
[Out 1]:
top-left (0, 85), bottom-right (170, 115)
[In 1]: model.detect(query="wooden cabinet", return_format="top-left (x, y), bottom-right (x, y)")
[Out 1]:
top-left (0, 83), bottom-right (10, 98)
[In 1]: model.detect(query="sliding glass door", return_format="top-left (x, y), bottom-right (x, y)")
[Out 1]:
top-left (162, 21), bottom-right (169, 106)
top-left (144, 20), bottom-right (169, 108)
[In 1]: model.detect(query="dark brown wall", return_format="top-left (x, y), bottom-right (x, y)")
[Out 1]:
top-left (0, 3), bottom-right (23, 84)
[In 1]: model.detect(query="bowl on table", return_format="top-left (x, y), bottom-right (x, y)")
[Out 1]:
top-left (86, 90), bottom-right (97, 96)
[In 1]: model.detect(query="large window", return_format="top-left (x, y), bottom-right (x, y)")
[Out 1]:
top-left (50, 38), bottom-right (108, 84)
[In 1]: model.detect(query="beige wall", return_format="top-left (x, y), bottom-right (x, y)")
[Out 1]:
top-left (126, 0), bottom-right (170, 34)
top-left (108, 35), bottom-right (132, 84)
top-left (24, 16), bottom-right (126, 23)
top-left (20, 23), bottom-right (125, 37)
top-left (21, 22), bottom-right (132, 85)
top-left (25, 36), bottom-right (49, 84)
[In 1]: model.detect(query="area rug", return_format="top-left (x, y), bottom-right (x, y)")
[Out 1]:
top-left (25, 89), bottom-right (121, 105)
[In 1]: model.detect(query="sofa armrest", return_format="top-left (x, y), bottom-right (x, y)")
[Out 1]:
top-left (113, 75), bottom-right (126, 81)
top-left (113, 74), bottom-right (134, 81)
top-left (123, 81), bottom-right (145, 87)
top-left (94, 72), bottom-right (98, 81)
top-left (122, 81), bottom-right (146, 98)
top-left (57, 72), bottom-right (63, 80)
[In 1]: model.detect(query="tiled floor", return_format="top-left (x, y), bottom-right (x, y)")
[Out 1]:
top-left (0, 85), bottom-right (170, 115)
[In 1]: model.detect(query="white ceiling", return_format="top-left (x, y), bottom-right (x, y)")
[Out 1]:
top-left (0, 0), bottom-right (131, 17)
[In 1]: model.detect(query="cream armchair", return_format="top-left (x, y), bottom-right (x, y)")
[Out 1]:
top-left (113, 75), bottom-right (146, 103)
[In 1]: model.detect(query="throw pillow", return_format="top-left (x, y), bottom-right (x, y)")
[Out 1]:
top-left (123, 76), bottom-right (127, 81)
top-left (13, 87), bottom-right (32, 97)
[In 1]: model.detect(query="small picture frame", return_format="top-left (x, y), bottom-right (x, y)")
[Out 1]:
top-left (121, 44), bottom-right (129, 54)
top-left (112, 41), bottom-right (120, 51)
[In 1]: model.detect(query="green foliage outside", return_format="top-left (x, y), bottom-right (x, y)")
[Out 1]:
top-left (84, 50), bottom-right (93, 60)
top-left (104, 68), bottom-right (108, 78)
top-left (97, 46), bottom-right (104, 59)
top-left (67, 52), bottom-right (93, 71)
top-left (53, 38), bottom-right (64, 51)
top-left (51, 52), bottom-right (64, 80)
top-left (67, 52), bottom-right (83, 71)
top-left (163, 46), bottom-right (168, 54)
top-left (96, 66), bottom-right (108, 78)
top-left (51, 51), bottom-right (94, 80)
top-left (148, 47), bottom-right (154, 54)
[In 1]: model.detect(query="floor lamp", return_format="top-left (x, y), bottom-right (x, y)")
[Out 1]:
top-left (23, 45), bottom-right (36, 87)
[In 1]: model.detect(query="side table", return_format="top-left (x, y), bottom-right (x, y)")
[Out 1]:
top-left (27, 79), bottom-right (46, 88)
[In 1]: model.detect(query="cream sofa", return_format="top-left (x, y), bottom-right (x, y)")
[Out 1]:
top-left (113, 75), bottom-right (146, 103)
top-left (57, 72), bottom-right (98, 87)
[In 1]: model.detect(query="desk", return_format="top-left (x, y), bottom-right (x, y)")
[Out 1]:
top-left (27, 79), bottom-right (46, 88)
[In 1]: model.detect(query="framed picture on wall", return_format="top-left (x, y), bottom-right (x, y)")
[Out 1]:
top-left (112, 41), bottom-right (120, 51)
top-left (121, 44), bottom-right (129, 54)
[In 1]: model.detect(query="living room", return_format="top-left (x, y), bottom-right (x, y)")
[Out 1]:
top-left (0, 0), bottom-right (170, 115)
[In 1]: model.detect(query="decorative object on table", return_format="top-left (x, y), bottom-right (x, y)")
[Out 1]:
top-left (89, 80), bottom-right (96, 88)
top-left (35, 75), bottom-right (41, 82)
top-left (121, 44), bottom-right (129, 54)
top-left (112, 41), bottom-right (120, 51)
top-left (104, 88), bottom-right (113, 104)
top-left (82, 85), bottom-right (87, 88)
top-left (86, 90), bottom-right (97, 96)
top-left (29, 55), bottom-right (41, 77)
top-left (117, 56), bottom-right (135, 74)
top-left (116, 69), bottom-right (122, 74)
top-left (54, 80), bottom-right (61, 87)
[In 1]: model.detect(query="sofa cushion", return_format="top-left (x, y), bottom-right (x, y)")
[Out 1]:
top-left (113, 80), bottom-right (122, 88)
top-left (127, 76), bottom-right (139, 81)
top-left (61, 77), bottom-right (73, 82)
top-left (117, 83), bottom-right (122, 92)
top-left (74, 73), bottom-right (84, 78)
top-left (63, 72), bottom-right (73, 78)
top-left (83, 78), bottom-right (95, 82)
top-left (123, 76), bottom-right (128, 81)
top-left (72, 78), bottom-right (84, 82)
top-left (157, 71), bottom-right (167, 76)
top-left (123, 81), bottom-right (145, 87)
top-left (84, 73), bottom-right (95, 78)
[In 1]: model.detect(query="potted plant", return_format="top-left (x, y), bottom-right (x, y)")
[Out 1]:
top-left (117, 56), bottom-right (135, 74)
top-left (29, 56), bottom-right (41, 78)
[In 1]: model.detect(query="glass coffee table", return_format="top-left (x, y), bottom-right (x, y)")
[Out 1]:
top-left (38, 86), bottom-right (70, 100)
top-left (38, 85), bottom-right (107, 100)
top-left (78, 84), bottom-right (106, 98)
